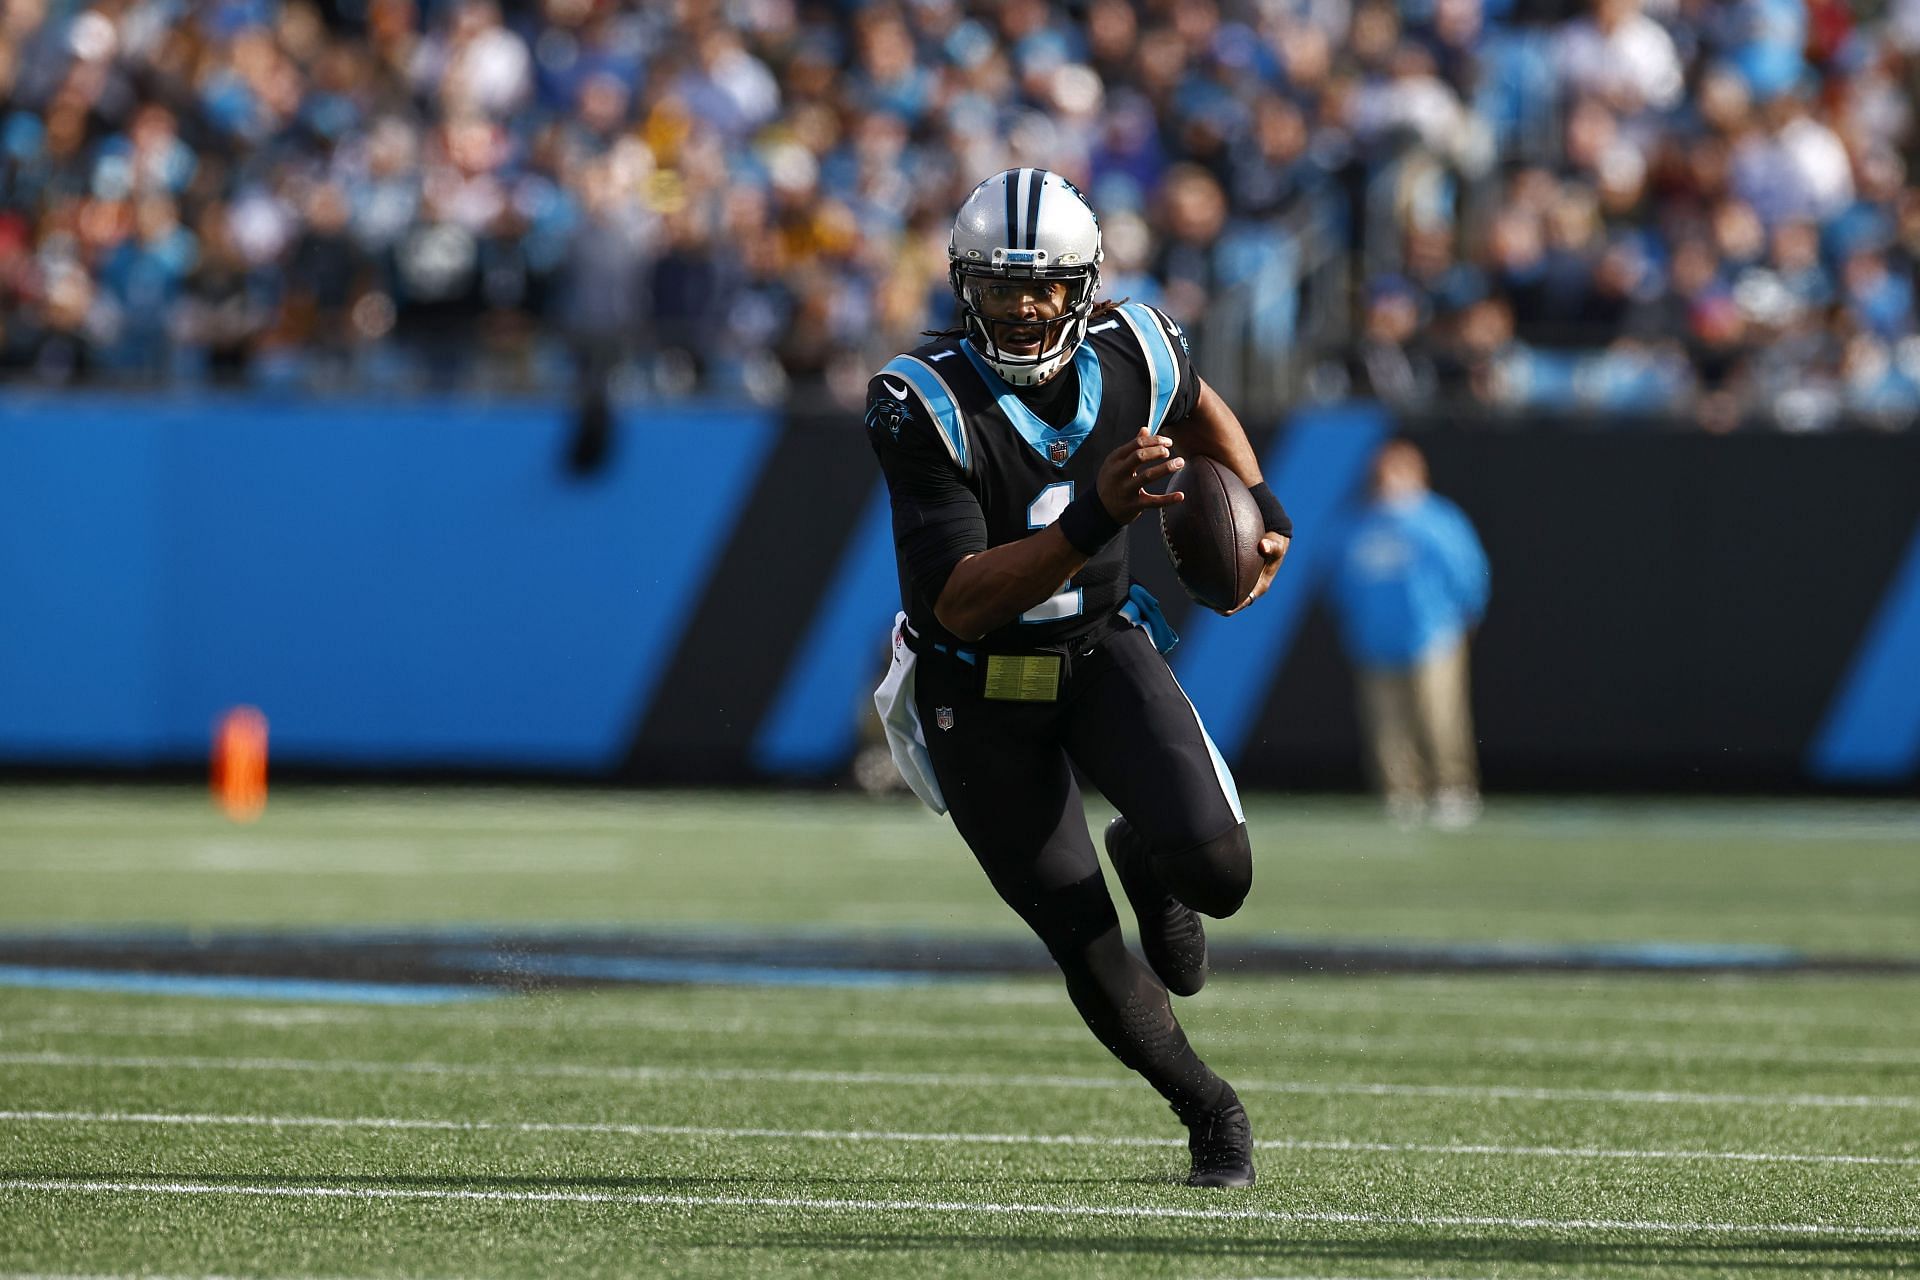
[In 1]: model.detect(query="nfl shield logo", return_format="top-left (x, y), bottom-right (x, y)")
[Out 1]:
top-left (1049, 441), bottom-right (1070, 465)
top-left (935, 706), bottom-right (954, 731)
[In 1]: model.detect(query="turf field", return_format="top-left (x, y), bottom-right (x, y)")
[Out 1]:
top-left (2, 785), bottom-right (1918, 1278)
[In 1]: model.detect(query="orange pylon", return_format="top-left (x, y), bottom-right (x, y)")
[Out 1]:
top-left (212, 706), bottom-right (268, 822)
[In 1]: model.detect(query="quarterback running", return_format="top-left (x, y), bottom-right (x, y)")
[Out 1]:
top-left (868, 168), bottom-right (1292, 1187)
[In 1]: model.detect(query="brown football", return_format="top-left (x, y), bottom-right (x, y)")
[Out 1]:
top-left (1159, 455), bottom-right (1265, 613)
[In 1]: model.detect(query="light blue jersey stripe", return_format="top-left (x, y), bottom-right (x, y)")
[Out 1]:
top-left (960, 341), bottom-right (1103, 466)
top-left (1161, 678), bottom-right (1242, 822)
top-left (1118, 303), bottom-right (1179, 431)
top-left (881, 356), bottom-right (968, 471)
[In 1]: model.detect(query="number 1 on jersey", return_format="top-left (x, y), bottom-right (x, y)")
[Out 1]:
top-left (1024, 482), bottom-right (1084, 623)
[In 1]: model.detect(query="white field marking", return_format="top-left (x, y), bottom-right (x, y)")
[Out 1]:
top-left (4, 1177), bottom-right (1918, 1240)
top-left (12, 978), bottom-right (1920, 1045)
top-left (0, 842), bottom-right (637, 875)
top-left (700, 973), bottom-right (1920, 1036)
top-left (6, 1109), bottom-right (1919, 1168)
top-left (6, 798), bottom-right (1915, 859)
top-left (17, 973), bottom-right (1906, 1020)
top-left (1240, 1030), bottom-right (1920, 1068)
top-left (11, 977), bottom-right (1916, 1036)
top-left (5, 1051), bottom-right (1919, 1111)
top-left (0, 791), bottom-right (906, 830)
top-left (11, 1008), bottom-right (1920, 1069)
top-left (1201, 984), bottom-right (1920, 1032)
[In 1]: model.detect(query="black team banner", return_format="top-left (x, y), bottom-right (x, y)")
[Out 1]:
top-left (630, 417), bottom-right (1920, 793)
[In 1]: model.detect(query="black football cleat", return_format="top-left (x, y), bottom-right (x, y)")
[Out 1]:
top-left (1181, 1090), bottom-right (1256, 1188)
top-left (1104, 816), bottom-right (1208, 996)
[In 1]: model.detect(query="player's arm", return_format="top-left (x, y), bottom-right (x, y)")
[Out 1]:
top-left (1165, 378), bottom-right (1263, 488)
top-left (1165, 376), bottom-right (1292, 615)
top-left (936, 431), bottom-right (1186, 640)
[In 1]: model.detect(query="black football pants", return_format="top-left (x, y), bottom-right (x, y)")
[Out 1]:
top-left (914, 621), bottom-right (1247, 1118)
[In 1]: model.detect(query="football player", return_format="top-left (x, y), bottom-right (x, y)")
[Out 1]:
top-left (867, 169), bottom-right (1291, 1187)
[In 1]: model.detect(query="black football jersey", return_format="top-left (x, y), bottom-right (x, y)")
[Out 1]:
top-left (867, 301), bottom-right (1200, 652)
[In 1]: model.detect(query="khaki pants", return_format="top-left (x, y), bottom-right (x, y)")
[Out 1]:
top-left (1356, 638), bottom-right (1479, 803)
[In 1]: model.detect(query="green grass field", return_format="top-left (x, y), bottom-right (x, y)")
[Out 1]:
top-left (3, 785), bottom-right (1918, 1278)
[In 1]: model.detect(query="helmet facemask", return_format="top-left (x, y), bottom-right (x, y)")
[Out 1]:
top-left (950, 256), bottom-right (1101, 387)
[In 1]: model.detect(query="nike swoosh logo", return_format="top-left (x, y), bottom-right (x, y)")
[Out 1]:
top-left (883, 379), bottom-right (911, 400)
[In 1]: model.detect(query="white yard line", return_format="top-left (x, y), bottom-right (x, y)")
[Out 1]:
top-left (20, 971), bottom-right (1906, 1035)
top-left (3, 1051), bottom-right (1917, 1110)
top-left (1237, 1030), bottom-right (1920, 1067)
top-left (4, 1108), bottom-right (1916, 1167)
top-left (2, 1177), bottom-right (1915, 1239)
top-left (1202, 986), bottom-right (1920, 1030)
top-left (9, 1008), bottom-right (1915, 1068)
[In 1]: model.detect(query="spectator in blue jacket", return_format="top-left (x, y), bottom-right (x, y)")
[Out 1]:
top-left (1330, 439), bottom-right (1491, 830)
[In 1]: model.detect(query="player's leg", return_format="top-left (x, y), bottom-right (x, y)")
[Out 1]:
top-left (1100, 812), bottom-right (1211, 996)
top-left (1049, 627), bottom-right (1256, 1183)
top-left (1065, 628), bottom-right (1252, 928)
top-left (949, 776), bottom-right (1253, 1187)
top-left (916, 654), bottom-right (1250, 1184)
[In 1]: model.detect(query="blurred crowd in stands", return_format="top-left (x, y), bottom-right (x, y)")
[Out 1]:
top-left (3, 0), bottom-right (1918, 429)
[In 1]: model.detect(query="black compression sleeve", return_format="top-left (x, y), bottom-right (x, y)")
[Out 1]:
top-left (1248, 482), bottom-right (1292, 538)
top-left (900, 502), bottom-right (988, 604)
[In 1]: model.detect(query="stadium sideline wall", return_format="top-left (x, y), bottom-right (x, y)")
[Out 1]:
top-left (3, 395), bottom-right (1917, 791)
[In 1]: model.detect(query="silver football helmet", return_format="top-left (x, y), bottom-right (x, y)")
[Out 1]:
top-left (949, 168), bottom-right (1103, 386)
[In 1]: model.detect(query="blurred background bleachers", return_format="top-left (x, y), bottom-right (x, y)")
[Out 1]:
top-left (5, 0), bottom-right (1920, 795)
top-left (4, 0), bottom-right (1919, 430)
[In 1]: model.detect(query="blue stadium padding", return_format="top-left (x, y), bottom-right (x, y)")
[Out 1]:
top-left (0, 396), bottom-right (776, 771)
top-left (1171, 404), bottom-right (1390, 761)
top-left (1809, 517), bottom-right (1920, 782)
top-left (0, 412), bottom-right (166, 757)
top-left (752, 481), bottom-right (898, 774)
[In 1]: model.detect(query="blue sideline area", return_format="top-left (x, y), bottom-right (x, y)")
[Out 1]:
top-left (0, 395), bottom-right (776, 771)
top-left (0, 965), bottom-right (501, 1004)
top-left (0, 927), bottom-right (1895, 1006)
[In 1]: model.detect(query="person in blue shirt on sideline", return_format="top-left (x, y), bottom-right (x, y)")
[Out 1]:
top-left (1329, 439), bottom-right (1491, 830)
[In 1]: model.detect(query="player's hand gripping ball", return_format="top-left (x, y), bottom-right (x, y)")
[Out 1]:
top-left (1160, 455), bottom-right (1267, 614)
